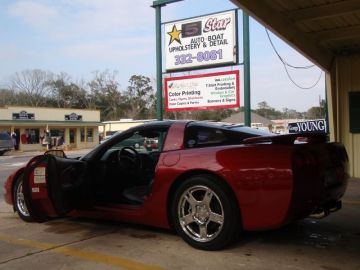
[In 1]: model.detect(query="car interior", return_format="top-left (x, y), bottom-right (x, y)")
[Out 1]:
top-left (88, 124), bottom-right (260, 206)
top-left (91, 128), bottom-right (168, 206)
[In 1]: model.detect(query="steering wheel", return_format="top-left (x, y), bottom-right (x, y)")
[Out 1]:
top-left (118, 146), bottom-right (142, 175)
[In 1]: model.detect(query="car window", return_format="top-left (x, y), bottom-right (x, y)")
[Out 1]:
top-left (114, 133), bottom-right (145, 150)
top-left (185, 127), bottom-right (227, 148)
top-left (101, 129), bottom-right (168, 160)
top-left (184, 123), bottom-right (267, 149)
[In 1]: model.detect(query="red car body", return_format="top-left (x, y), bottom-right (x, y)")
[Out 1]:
top-left (3, 121), bottom-right (349, 250)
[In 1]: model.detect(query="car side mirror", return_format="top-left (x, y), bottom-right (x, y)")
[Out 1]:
top-left (44, 149), bottom-right (67, 158)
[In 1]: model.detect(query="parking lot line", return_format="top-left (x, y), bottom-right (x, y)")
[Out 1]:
top-left (0, 234), bottom-right (164, 270)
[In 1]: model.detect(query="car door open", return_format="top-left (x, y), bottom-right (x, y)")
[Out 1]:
top-left (22, 154), bottom-right (87, 222)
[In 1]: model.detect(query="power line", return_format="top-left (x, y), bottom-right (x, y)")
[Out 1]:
top-left (265, 28), bottom-right (323, 89)
top-left (283, 64), bottom-right (323, 90)
top-left (265, 28), bottom-right (315, 69)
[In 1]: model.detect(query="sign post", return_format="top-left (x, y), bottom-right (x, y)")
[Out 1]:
top-left (243, 12), bottom-right (251, 127)
top-left (152, 0), bottom-right (183, 121)
top-left (153, 3), bottom-right (251, 123)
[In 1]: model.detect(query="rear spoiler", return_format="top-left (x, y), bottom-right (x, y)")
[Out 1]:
top-left (243, 133), bottom-right (327, 144)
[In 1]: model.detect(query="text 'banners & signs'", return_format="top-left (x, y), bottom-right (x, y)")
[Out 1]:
top-left (164, 70), bottom-right (240, 112)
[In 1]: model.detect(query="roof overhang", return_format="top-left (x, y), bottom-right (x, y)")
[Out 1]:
top-left (232, 0), bottom-right (360, 72)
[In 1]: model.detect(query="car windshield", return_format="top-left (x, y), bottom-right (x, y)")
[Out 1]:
top-left (81, 124), bottom-right (170, 161)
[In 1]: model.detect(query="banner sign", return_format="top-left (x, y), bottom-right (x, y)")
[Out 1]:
top-left (65, 113), bottom-right (82, 121)
top-left (164, 70), bottom-right (240, 112)
top-left (288, 119), bottom-right (327, 133)
top-left (12, 111), bottom-right (35, 120)
top-left (164, 10), bottom-right (237, 71)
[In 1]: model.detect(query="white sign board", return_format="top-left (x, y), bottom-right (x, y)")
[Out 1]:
top-left (164, 70), bottom-right (240, 112)
top-left (164, 10), bottom-right (237, 71)
top-left (288, 119), bottom-right (327, 133)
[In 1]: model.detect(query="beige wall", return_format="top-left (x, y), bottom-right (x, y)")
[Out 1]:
top-left (328, 54), bottom-right (360, 177)
top-left (0, 106), bottom-right (100, 122)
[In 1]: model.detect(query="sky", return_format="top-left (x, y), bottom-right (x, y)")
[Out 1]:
top-left (0, 0), bottom-right (325, 112)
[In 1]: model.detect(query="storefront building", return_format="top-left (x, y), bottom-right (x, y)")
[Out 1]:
top-left (0, 106), bottom-right (101, 151)
top-left (100, 119), bottom-right (156, 138)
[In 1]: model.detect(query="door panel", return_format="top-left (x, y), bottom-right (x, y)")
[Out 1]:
top-left (22, 155), bottom-right (87, 222)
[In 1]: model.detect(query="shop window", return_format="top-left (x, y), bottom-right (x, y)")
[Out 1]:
top-left (21, 129), bottom-right (40, 144)
top-left (80, 128), bottom-right (85, 142)
top-left (70, 129), bottom-right (75, 144)
top-left (87, 128), bottom-right (93, 142)
top-left (50, 129), bottom-right (65, 147)
top-left (50, 129), bottom-right (65, 138)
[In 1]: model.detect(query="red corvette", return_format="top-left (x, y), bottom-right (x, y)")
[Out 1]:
top-left (3, 121), bottom-right (349, 250)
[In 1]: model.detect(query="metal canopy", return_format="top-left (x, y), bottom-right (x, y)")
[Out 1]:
top-left (231, 0), bottom-right (360, 71)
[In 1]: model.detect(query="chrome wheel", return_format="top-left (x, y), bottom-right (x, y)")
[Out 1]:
top-left (15, 180), bottom-right (30, 218)
top-left (178, 185), bottom-right (224, 243)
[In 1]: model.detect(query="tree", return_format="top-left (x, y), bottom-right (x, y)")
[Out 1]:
top-left (48, 73), bottom-right (87, 108)
top-left (258, 101), bottom-right (270, 110)
top-left (255, 101), bottom-right (282, 120)
top-left (88, 70), bottom-right (124, 121)
top-left (0, 88), bottom-right (16, 106)
top-left (305, 99), bottom-right (326, 119)
top-left (306, 107), bottom-right (325, 119)
top-left (10, 69), bottom-right (53, 106)
top-left (123, 75), bottom-right (155, 119)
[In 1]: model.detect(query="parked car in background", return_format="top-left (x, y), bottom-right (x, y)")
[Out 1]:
top-left (0, 132), bottom-right (13, 156)
top-left (3, 121), bottom-right (349, 250)
top-left (144, 138), bottom-right (158, 151)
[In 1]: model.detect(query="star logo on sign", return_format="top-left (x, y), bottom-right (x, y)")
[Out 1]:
top-left (167, 25), bottom-right (182, 45)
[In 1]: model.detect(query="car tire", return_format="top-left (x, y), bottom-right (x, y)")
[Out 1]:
top-left (0, 150), bottom-right (4, 156)
top-left (171, 174), bottom-right (241, 250)
top-left (13, 173), bottom-right (33, 222)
